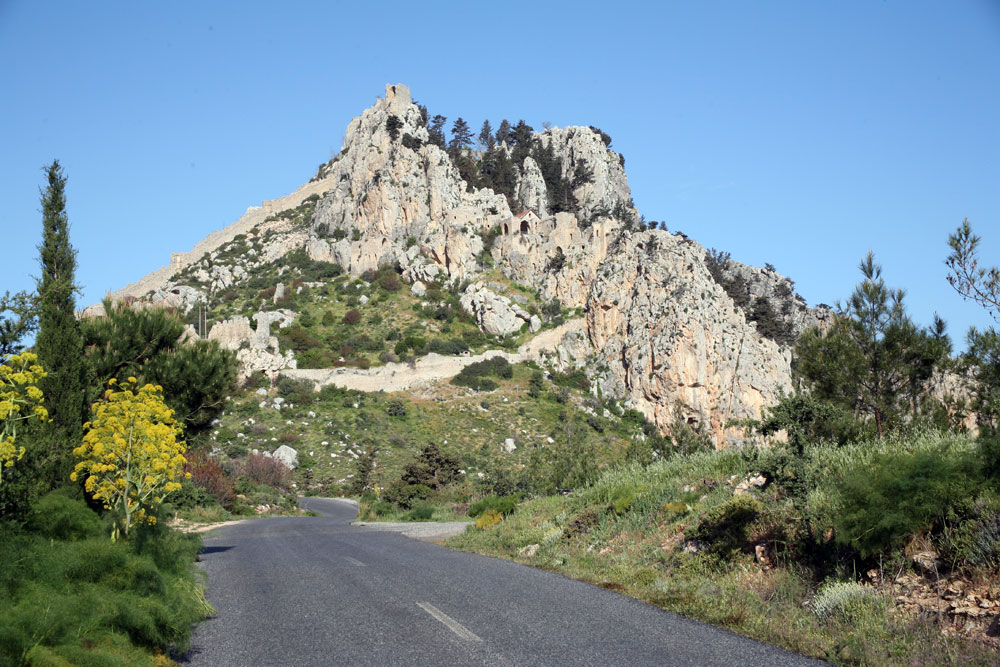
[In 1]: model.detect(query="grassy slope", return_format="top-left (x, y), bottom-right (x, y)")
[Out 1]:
top-left (447, 434), bottom-right (1000, 666)
top-left (206, 363), bottom-right (629, 501)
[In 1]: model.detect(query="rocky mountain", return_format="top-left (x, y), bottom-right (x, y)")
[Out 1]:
top-left (92, 83), bottom-right (830, 445)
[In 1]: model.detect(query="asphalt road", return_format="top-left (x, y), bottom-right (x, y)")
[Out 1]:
top-left (182, 497), bottom-right (823, 666)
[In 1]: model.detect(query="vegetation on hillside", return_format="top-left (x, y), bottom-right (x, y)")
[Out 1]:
top-left (446, 233), bottom-right (1000, 664)
top-left (0, 163), bottom-right (233, 664)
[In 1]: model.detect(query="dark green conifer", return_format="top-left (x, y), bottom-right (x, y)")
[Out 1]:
top-left (34, 160), bottom-right (87, 481)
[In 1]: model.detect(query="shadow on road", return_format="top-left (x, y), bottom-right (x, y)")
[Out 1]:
top-left (198, 545), bottom-right (234, 555)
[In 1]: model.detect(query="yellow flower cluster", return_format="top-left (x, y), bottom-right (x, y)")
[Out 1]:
top-left (0, 352), bottom-right (48, 480)
top-left (71, 379), bottom-right (188, 539)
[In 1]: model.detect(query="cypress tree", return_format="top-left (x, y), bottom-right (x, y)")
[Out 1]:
top-left (34, 160), bottom-right (87, 481)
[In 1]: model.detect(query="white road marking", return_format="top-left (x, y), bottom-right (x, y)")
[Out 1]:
top-left (416, 602), bottom-right (483, 642)
top-left (344, 556), bottom-right (366, 567)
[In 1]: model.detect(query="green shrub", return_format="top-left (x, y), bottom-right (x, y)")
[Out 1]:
top-left (938, 492), bottom-right (1000, 569)
top-left (0, 509), bottom-right (209, 664)
top-left (609, 484), bottom-right (643, 515)
top-left (811, 581), bottom-right (886, 626)
top-left (276, 376), bottom-right (314, 402)
top-left (551, 368), bottom-right (589, 391)
top-left (689, 494), bottom-right (762, 557)
top-left (383, 483), bottom-right (432, 509)
top-left (404, 506), bottom-right (434, 521)
top-left (832, 445), bottom-right (979, 556)
top-left (400, 443), bottom-right (461, 490)
top-left (451, 356), bottom-right (511, 391)
top-left (980, 432), bottom-right (1000, 483)
top-left (27, 491), bottom-right (104, 541)
top-left (385, 399), bottom-right (407, 417)
top-left (468, 494), bottom-right (519, 518)
top-left (425, 338), bottom-right (470, 355)
top-left (451, 375), bottom-right (498, 392)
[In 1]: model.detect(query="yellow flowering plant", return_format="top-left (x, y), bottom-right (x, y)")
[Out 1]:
top-left (0, 352), bottom-right (48, 484)
top-left (72, 378), bottom-right (189, 540)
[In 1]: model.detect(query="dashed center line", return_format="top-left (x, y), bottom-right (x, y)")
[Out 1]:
top-left (344, 557), bottom-right (366, 567)
top-left (416, 602), bottom-right (483, 642)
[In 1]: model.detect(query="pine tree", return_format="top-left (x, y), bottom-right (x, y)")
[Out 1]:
top-left (427, 115), bottom-right (448, 148)
top-left (34, 160), bottom-right (87, 481)
top-left (478, 119), bottom-right (495, 150)
top-left (496, 119), bottom-right (512, 146)
top-left (448, 117), bottom-right (474, 155)
top-left (796, 252), bottom-right (948, 436)
top-left (509, 120), bottom-right (535, 165)
top-left (83, 299), bottom-right (236, 431)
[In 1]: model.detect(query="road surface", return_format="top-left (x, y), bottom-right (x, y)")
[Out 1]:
top-left (182, 497), bottom-right (822, 666)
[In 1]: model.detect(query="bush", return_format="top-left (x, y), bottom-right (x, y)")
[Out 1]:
top-left (342, 309), bottom-right (362, 325)
top-left (404, 506), bottom-right (434, 521)
top-left (551, 368), bottom-right (590, 391)
top-left (689, 494), bottom-right (762, 557)
top-left (401, 443), bottom-right (461, 490)
top-left (239, 453), bottom-right (291, 490)
top-left (185, 453), bottom-right (236, 509)
top-left (385, 399), bottom-right (407, 417)
top-left (378, 273), bottom-right (402, 292)
top-left (451, 356), bottom-right (512, 391)
top-left (812, 581), bottom-right (885, 625)
top-left (383, 483), bottom-right (431, 509)
top-left (276, 376), bottom-right (314, 402)
top-left (468, 494), bottom-right (518, 518)
top-left (425, 338), bottom-right (470, 355)
top-left (832, 445), bottom-right (978, 557)
top-left (475, 509), bottom-right (503, 529)
top-left (0, 505), bottom-right (210, 664)
top-left (242, 371), bottom-right (269, 390)
top-left (27, 491), bottom-right (104, 541)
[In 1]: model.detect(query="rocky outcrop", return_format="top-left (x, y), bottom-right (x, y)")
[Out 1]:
top-left (711, 256), bottom-right (834, 341)
top-left (516, 157), bottom-right (548, 217)
top-left (459, 282), bottom-right (534, 336)
top-left (533, 126), bottom-right (633, 225)
top-left (86, 83), bottom-right (835, 447)
top-left (207, 311), bottom-right (297, 381)
top-left (586, 231), bottom-right (799, 443)
top-left (270, 445), bottom-right (299, 469)
top-left (308, 84), bottom-right (510, 278)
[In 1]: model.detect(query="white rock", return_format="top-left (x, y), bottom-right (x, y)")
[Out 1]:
top-left (272, 445), bottom-right (299, 469)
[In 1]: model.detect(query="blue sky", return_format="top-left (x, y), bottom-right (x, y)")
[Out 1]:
top-left (2, 1), bottom-right (998, 348)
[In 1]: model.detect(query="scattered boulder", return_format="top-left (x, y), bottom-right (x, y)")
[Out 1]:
top-left (271, 445), bottom-right (299, 469)
top-left (460, 282), bottom-right (533, 336)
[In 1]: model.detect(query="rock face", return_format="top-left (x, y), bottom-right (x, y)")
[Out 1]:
top-left (271, 445), bottom-right (299, 469)
top-left (587, 231), bottom-right (798, 442)
top-left (493, 211), bottom-right (621, 308)
top-left (459, 282), bottom-right (534, 337)
top-left (207, 310), bottom-right (297, 381)
top-left (307, 84), bottom-right (510, 279)
top-left (90, 83), bottom-right (838, 447)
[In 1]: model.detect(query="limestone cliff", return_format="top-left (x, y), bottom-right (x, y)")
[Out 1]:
top-left (586, 231), bottom-right (800, 443)
top-left (89, 83), bottom-right (831, 445)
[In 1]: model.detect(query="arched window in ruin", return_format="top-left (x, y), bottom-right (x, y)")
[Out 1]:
top-left (520, 219), bottom-right (530, 235)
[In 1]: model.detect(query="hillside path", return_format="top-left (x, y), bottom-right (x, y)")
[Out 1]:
top-left (280, 319), bottom-right (584, 393)
top-left (181, 497), bottom-right (824, 667)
